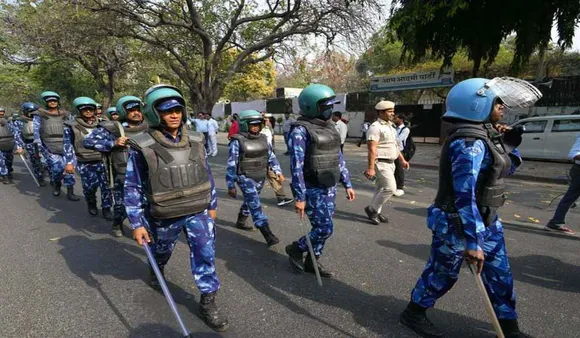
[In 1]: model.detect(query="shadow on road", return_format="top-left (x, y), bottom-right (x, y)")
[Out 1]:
top-left (377, 239), bottom-right (580, 294)
top-left (213, 225), bottom-right (490, 337)
top-left (503, 222), bottom-right (580, 242)
top-left (12, 166), bottom-right (111, 236)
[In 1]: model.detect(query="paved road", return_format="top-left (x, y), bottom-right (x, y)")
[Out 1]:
top-left (1, 143), bottom-right (578, 338)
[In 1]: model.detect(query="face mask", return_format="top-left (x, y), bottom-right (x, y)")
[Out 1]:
top-left (319, 103), bottom-right (334, 120)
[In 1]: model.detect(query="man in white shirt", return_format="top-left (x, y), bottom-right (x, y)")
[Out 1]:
top-left (282, 112), bottom-right (295, 155)
top-left (393, 114), bottom-right (410, 196)
top-left (205, 112), bottom-right (219, 156)
top-left (332, 111), bottom-right (348, 153)
top-left (545, 134), bottom-right (580, 235)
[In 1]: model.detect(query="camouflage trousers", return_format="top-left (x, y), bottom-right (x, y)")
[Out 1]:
top-left (0, 150), bottom-right (13, 176)
top-left (112, 177), bottom-right (126, 222)
top-left (148, 210), bottom-right (220, 294)
top-left (237, 176), bottom-right (269, 228)
top-left (77, 162), bottom-right (112, 208)
top-left (410, 220), bottom-right (517, 320)
top-left (296, 186), bottom-right (337, 257)
top-left (41, 146), bottom-right (75, 187)
top-left (24, 142), bottom-right (44, 180)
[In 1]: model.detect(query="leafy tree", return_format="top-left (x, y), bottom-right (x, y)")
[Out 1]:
top-left (90, 0), bottom-right (382, 112)
top-left (221, 51), bottom-right (276, 101)
top-left (389, 0), bottom-right (580, 76)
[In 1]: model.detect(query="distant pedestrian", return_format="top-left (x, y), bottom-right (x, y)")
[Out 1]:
top-left (205, 112), bottom-right (219, 156)
top-left (358, 120), bottom-right (371, 147)
top-left (227, 113), bottom-right (239, 140)
top-left (332, 111), bottom-right (348, 153)
top-left (393, 114), bottom-right (410, 196)
top-left (545, 134), bottom-right (580, 235)
top-left (282, 112), bottom-right (295, 155)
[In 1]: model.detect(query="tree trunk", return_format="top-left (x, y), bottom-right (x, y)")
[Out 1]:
top-left (106, 70), bottom-right (115, 107)
top-left (535, 46), bottom-right (547, 81)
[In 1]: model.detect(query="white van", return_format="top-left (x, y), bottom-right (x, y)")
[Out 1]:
top-left (510, 115), bottom-right (580, 161)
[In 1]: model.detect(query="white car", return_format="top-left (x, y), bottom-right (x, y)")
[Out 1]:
top-left (510, 115), bottom-right (580, 161)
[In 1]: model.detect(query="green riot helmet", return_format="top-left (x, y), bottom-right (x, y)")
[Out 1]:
top-left (115, 95), bottom-right (143, 121)
top-left (105, 107), bottom-right (117, 119)
top-left (143, 84), bottom-right (186, 127)
top-left (238, 110), bottom-right (264, 133)
top-left (297, 84), bottom-right (340, 120)
top-left (0, 107), bottom-right (5, 118)
top-left (40, 91), bottom-right (61, 107)
top-left (72, 96), bottom-right (98, 115)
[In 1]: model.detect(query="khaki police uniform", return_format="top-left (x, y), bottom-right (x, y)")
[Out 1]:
top-left (367, 117), bottom-right (399, 213)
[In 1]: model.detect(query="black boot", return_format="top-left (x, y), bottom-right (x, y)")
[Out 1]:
top-left (499, 319), bottom-right (532, 338)
top-left (400, 302), bottom-right (443, 338)
top-left (52, 182), bottom-right (61, 196)
top-left (66, 186), bottom-right (80, 201)
top-left (102, 207), bottom-right (113, 221)
top-left (304, 254), bottom-right (334, 278)
top-left (259, 225), bottom-right (279, 246)
top-left (111, 220), bottom-right (123, 237)
top-left (235, 212), bottom-right (254, 231)
top-left (87, 199), bottom-right (98, 216)
top-left (38, 177), bottom-right (46, 187)
top-left (1, 176), bottom-right (9, 184)
top-left (285, 242), bottom-right (305, 272)
top-left (7, 173), bottom-right (13, 183)
top-left (149, 264), bottom-right (165, 291)
top-left (198, 292), bottom-right (229, 332)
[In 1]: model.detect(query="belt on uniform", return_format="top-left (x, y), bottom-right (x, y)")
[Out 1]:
top-left (377, 158), bottom-right (394, 164)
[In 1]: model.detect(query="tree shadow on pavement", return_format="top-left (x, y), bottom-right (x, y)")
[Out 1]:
top-left (128, 323), bottom-right (223, 338)
top-left (57, 235), bottom-right (148, 332)
top-left (377, 239), bottom-right (580, 294)
top-left (12, 168), bottom-right (110, 235)
top-left (393, 206), bottom-right (427, 218)
top-left (214, 225), bottom-right (491, 337)
top-left (502, 222), bottom-right (580, 242)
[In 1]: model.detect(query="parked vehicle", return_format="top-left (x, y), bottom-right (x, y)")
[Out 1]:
top-left (510, 115), bottom-right (580, 161)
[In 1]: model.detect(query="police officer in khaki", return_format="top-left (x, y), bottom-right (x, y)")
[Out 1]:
top-left (364, 100), bottom-right (409, 224)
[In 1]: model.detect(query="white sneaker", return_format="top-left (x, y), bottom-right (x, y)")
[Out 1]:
top-left (394, 189), bottom-right (405, 197)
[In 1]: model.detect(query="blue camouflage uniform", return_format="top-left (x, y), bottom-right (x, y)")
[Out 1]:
top-left (63, 125), bottom-right (112, 208)
top-left (124, 129), bottom-right (220, 294)
top-left (13, 119), bottom-right (43, 180)
top-left (226, 138), bottom-right (282, 228)
top-left (288, 125), bottom-right (353, 256)
top-left (33, 115), bottom-right (75, 187)
top-left (410, 138), bottom-right (522, 320)
top-left (83, 126), bottom-right (124, 221)
top-left (0, 120), bottom-right (16, 176)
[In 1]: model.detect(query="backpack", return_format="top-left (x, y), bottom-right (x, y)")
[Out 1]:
top-left (398, 126), bottom-right (416, 161)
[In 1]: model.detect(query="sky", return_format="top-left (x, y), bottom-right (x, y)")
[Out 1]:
top-left (552, 25), bottom-right (580, 52)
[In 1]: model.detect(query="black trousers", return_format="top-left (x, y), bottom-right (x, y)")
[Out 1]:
top-left (394, 158), bottom-right (405, 190)
top-left (357, 132), bottom-right (367, 147)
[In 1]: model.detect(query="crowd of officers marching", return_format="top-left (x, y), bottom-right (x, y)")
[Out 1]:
top-left (0, 78), bottom-right (539, 337)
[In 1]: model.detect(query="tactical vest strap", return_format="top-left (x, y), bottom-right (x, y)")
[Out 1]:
top-left (150, 143), bottom-right (175, 164)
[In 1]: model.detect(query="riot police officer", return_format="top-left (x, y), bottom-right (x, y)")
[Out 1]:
top-left (13, 102), bottom-right (46, 186)
top-left (285, 84), bottom-right (356, 278)
top-left (125, 85), bottom-right (228, 332)
top-left (84, 96), bottom-right (148, 236)
top-left (63, 97), bottom-right (113, 219)
top-left (33, 91), bottom-right (79, 200)
top-left (400, 78), bottom-right (541, 338)
top-left (0, 108), bottom-right (22, 184)
top-left (226, 109), bottom-right (284, 246)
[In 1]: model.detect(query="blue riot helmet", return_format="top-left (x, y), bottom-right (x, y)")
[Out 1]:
top-left (443, 77), bottom-right (543, 123)
top-left (21, 102), bottom-right (40, 116)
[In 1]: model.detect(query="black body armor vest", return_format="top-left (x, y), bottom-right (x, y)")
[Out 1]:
top-left (99, 121), bottom-right (149, 181)
top-left (19, 115), bottom-right (35, 141)
top-left (434, 123), bottom-right (512, 226)
top-left (130, 129), bottom-right (211, 220)
top-left (0, 119), bottom-right (14, 152)
top-left (65, 118), bottom-right (103, 163)
top-left (292, 118), bottom-right (341, 188)
top-left (39, 109), bottom-right (68, 154)
top-left (230, 133), bottom-right (269, 181)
